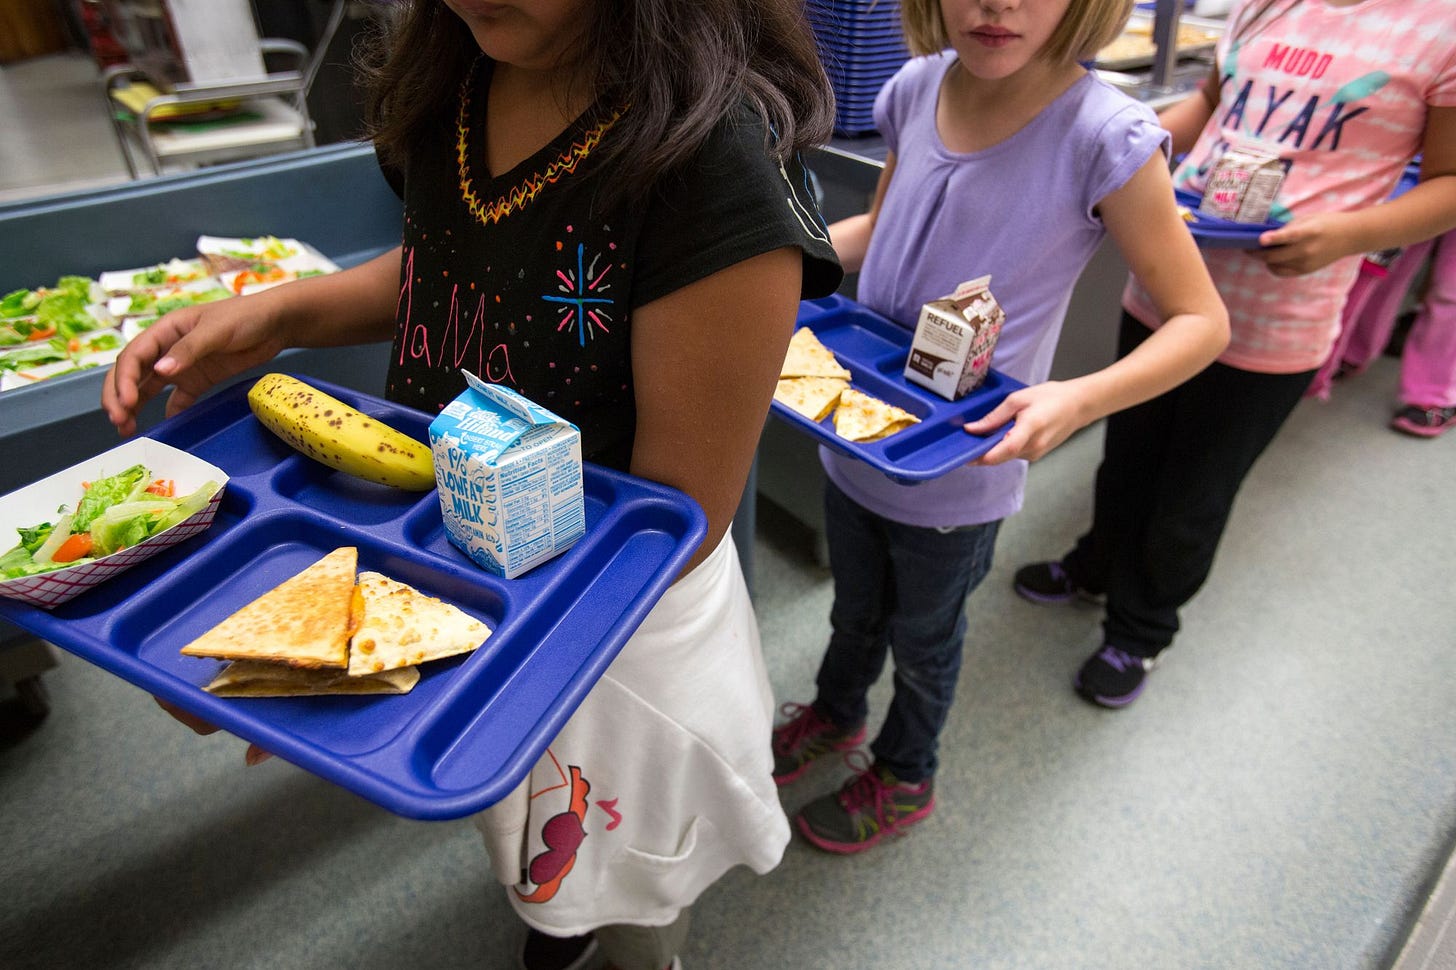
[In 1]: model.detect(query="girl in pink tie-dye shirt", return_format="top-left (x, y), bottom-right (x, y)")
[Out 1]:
top-left (1018, 0), bottom-right (1456, 708)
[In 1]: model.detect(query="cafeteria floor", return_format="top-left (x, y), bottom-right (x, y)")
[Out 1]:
top-left (4, 52), bottom-right (1456, 970)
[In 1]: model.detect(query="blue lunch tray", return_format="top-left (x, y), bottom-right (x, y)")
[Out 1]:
top-left (1175, 188), bottom-right (1283, 249)
top-left (0, 375), bottom-right (706, 821)
top-left (777, 295), bottom-right (1025, 483)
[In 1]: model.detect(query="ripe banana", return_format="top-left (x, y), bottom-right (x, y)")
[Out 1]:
top-left (247, 373), bottom-right (437, 491)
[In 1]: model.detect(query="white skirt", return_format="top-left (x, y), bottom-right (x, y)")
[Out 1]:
top-left (473, 530), bottom-right (790, 934)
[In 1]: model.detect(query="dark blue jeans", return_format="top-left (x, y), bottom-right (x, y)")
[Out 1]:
top-left (814, 478), bottom-right (1001, 784)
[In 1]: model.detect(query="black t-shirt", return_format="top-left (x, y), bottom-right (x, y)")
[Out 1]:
top-left (382, 61), bottom-right (843, 470)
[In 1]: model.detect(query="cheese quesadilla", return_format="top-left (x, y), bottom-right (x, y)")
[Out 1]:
top-left (347, 571), bottom-right (491, 676)
top-left (781, 327), bottom-right (852, 380)
top-left (774, 376), bottom-right (849, 422)
top-left (203, 659), bottom-right (419, 697)
top-left (180, 546), bottom-right (359, 668)
top-left (833, 388), bottom-right (920, 442)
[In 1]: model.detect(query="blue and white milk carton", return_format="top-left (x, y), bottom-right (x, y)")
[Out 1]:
top-left (429, 372), bottom-right (586, 579)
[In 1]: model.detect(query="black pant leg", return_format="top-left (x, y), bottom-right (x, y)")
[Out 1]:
top-left (1100, 332), bottom-right (1315, 654)
top-left (1065, 314), bottom-right (1176, 593)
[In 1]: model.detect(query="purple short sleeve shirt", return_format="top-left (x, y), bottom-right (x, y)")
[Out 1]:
top-left (824, 54), bottom-right (1168, 527)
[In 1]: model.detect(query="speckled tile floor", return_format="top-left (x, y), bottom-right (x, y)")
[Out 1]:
top-left (3, 48), bottom-right (1455, 970)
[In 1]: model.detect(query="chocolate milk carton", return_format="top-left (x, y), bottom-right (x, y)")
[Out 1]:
top-left (904, 275), bottom-right (1006, 400)
top-left (1199, 144), bottom-right (1286, 223)
top-left (429, 372), bottom-right (585, 579)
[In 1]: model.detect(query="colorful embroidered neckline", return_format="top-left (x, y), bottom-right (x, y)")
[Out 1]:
top-left (455, 60), bottom-right (622, 227)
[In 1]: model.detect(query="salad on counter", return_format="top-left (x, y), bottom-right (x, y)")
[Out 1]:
top-left (0, 464), bottom-right (220, 579)
top-left (2, 234), bottom-right (340, 395)
top-left (0, 276), bottom-right (110, 346)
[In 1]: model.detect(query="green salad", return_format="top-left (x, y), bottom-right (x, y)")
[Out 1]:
top-left (125, 285), bottom-right (231, 317)
top-left (0, 277), bottom-right (105, 347)
top-left (1, 464), bottom-right (220, 580)
top-left (0, 331), bottom-right (125, 374)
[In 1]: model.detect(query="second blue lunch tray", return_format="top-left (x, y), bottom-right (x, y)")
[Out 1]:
top-left (0, 376), bottom-right (706, 821)
top-left (776, 295), bottom-right (1025, 483)
top-left (1175, 188), bottom-right (1283, 249)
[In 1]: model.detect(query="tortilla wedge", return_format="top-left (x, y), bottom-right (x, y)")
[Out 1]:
top-left (346, 571), bottom-right (492, 676)
top-left (180, 546), bottom-right (359, 669)
top-left (833, 388), bottom-right (920, 442)
top-left (774, 376), bottom-right (849, 422)
top-left (203, 659), bottom-right (420, 697)
top-left (781, 327), bottom-right (851, 380)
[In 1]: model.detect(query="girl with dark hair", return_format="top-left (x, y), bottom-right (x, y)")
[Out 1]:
top-left (103, 2), bottom-right (842, 967)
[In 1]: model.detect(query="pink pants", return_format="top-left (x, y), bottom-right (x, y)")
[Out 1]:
top-left (1310, 228), bottom-right (1456, 407)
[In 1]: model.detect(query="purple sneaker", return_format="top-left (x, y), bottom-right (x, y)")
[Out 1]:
top-left (1074, 644), bottom-right (1158, 708)
top-left (1013, 560), bottom-right (1104, 606)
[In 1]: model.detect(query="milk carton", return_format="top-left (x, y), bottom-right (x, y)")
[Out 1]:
top-left (429, 373), bottom-right (585, 579)
top-left (1199, 144), bottom-right (1286, 223)
top-left (903, 276), bottom-right (1006, 400)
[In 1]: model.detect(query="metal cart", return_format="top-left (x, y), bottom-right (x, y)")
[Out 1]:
top-left (99, 0), bottom-right (346, 178)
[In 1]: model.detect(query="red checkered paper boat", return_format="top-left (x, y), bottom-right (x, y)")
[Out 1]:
top-left (0, 438), bottom-right (227, 609)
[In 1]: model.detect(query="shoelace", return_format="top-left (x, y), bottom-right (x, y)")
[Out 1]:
top-left (774, 702), bottom-right (830, 753)
top-left (836, 750), bottom-right (917, 829)
top-left (1421, 405), bottom-right (1456, 424)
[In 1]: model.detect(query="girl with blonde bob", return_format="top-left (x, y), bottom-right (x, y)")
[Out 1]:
top-left (771, 0), bottom-right (1229, 853)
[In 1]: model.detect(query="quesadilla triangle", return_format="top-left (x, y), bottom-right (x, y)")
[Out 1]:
top-left (203, 660), bottom-right (419, 697)
top-left (180, 546), bottom-right (359, 669)
top-left (781, 327), bottom-right (852, 380)
top-left (833, 387), bottom-right (921, 443)
top-left (347, 571), bottom-right (492, 676)
top-left (774, 377), bottom-right (849, 422)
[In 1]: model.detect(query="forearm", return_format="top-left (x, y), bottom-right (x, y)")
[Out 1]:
top-left (1333, 177), bottom-right (1456, 257)
top-left (1157, 94), bottom-right (1214, 158)
top-left (265, 247), bottom-right (403, 350)
top-left (1156, 64), bottom-right (1218, 157)
top-left (1065, 310), bottom-right (1228, 424)
top-left (829, 214), bottom-right (874, 274)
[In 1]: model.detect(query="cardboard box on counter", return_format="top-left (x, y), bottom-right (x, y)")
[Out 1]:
top-left (904, 276), bottom-right (1005, 400)
top-left (429, 373), bottom-right (585, 579)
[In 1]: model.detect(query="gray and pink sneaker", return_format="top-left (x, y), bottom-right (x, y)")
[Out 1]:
top-left (795, 754), bottom-right (935, 854)
top-left (771, 702), bottom-right (866, 785)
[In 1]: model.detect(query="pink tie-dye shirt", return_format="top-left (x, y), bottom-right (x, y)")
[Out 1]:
top-left (1124, 0), bottom-right (1456, 373)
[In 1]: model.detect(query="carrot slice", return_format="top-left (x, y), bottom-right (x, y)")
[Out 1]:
top-left (52, 532), bottom-right (94, 563)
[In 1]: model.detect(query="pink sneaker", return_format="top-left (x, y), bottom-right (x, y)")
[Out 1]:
top-left (1391, 404), bottom-right (1456, 438)
top-left (771, 702), bottom-right (865, 785)
top-left (795, 753), bottom-right (935, 854)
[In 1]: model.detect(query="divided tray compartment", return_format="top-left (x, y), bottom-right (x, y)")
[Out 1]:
top-left (777, 295), bottom-right (1025, 483)
top-left (0, 376), bottom-right (706, 820)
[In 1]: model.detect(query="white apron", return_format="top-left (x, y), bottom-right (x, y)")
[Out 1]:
top-left (473, 531), bottom-right (789, 934)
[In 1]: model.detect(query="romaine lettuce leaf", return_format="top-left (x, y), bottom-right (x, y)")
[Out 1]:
top-left (72, 465), bottom-right (149, 531)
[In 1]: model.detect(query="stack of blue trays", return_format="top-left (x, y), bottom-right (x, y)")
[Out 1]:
top-left (805, 0), bottom-right (912, 137)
